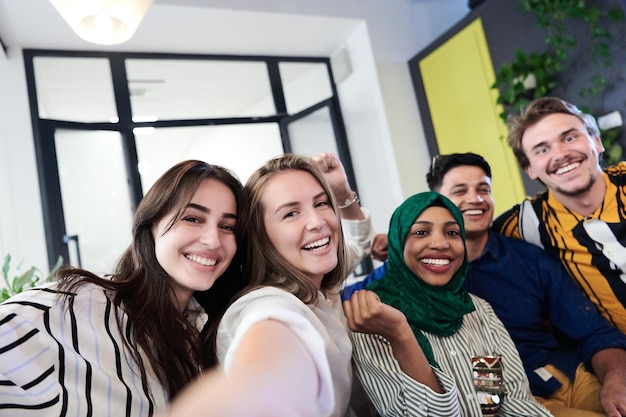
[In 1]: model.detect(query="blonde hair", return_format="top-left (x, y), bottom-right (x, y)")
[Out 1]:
top-left (243, 154), bottom-right (347, 303)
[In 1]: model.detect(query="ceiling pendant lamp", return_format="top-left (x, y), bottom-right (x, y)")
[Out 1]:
top-left (49, 0), bottom-right (154, 45)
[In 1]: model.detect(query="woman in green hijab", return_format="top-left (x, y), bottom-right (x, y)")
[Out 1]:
top-left (344, 192), bottom-right (552, 417)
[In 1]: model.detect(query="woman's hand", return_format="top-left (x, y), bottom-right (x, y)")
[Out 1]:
top-left (343, 289), bottom-right (443, 393)
top-left (343, 289), bottom-right (410, 343)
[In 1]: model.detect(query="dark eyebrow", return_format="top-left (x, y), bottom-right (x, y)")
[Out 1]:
top-left (530, 140), bottom-right (549, 152)
top-left (450, 182), bottom-right (489, 190)
top-left (532, 127), bottom-right (581, 151)
top-left (449, 184), bottom-right (468, 191)
top-left (559, 128), bottom-right (579, 138)
top-left (188, 203), bottom-right (209, 213)
top-left (187, 203), bottom-right (237, 220)
top-left (413, 220), bottom-right (459, 227)
top-left (414, 220), bottom-right (433, 226)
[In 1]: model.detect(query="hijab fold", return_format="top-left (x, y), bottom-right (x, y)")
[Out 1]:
top-left (366, 192), bottom-right (475, 367)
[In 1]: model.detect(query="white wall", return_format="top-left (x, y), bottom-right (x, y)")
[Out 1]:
top-left (376, 62), bottom-right (432, 199)
top-left (0, 0), bottom-right (470, 273)
top-left (0, 48), bottom-right (49, 272)
top-left (335, 23), bottom-right (404, 233)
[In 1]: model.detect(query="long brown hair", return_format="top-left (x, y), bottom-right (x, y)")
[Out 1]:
top-left (58, 160), bottom-right (246, 399)
top-left (243, 154), bottom-right (347, 304)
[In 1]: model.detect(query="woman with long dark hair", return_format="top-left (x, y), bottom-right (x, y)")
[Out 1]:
top-left (0, 160), bottom-right (246, 416)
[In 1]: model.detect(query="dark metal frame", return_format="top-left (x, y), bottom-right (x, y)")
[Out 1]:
top-left (23, 49), bottom-right (359, 269)
top-left (0, 33), bottom-right (7, 56)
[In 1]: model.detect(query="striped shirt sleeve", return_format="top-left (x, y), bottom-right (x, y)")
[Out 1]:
top-left (0, 282), bottom-right (175, 416)
top-left (0, 308), bottom-right (61, 413)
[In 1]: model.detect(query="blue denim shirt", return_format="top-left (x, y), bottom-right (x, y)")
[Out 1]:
top-left (343, 231), bottom-right (626, 397)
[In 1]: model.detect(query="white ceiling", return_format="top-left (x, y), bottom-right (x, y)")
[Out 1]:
top-left (0, 0), bottom-right (363, 58)
top-left (0, 0), bottom-right (470, 61)
top-left (0, 0), bottom-right (471, 136)
top-left (0, 0), bottom-right (369, 125)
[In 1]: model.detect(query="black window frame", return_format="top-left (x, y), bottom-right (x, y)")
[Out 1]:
top-left (23, 49), bottom-right (359, 269)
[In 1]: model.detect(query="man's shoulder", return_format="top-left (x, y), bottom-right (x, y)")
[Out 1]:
top-left (605, 162), bottom-right (626, 182)
top-left (492, 191), bottom-right (549, 237)
top-left (606, 161), bottom-right (626, 171)
top-left (488, 231), bottom-right (550, 257)
top-left (499, 190), bottom-right (546, 213)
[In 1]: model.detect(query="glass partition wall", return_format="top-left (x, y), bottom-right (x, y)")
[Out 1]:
top-left (23, 50), bottom-right (359, 274)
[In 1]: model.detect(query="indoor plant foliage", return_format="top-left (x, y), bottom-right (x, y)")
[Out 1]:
top-left (492, 49), bottom-right (560, 123)
top-left (492, 0), bottom-right (624, 124)
top-left (601, 126), bottom-right (623, 166)
top-left (1, 253), bottom-right (62, 302)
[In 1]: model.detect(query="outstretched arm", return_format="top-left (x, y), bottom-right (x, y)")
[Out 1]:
top-left (160, 320), bottom-right (320, 417)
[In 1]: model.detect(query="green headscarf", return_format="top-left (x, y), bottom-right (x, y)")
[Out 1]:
top-left (366, 191), bottom-right (475, 367)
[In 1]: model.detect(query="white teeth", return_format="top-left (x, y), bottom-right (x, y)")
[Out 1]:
top-left (464, 209), bottom-right (483, 215)
top-left (186, 254), bottom-right (217, 266)
top-left (555, 162), bottom-right (580, 175)
top-left (303, 237), bottom-right (330, 250)
top-left (420, 258), bottom-right (451, 266)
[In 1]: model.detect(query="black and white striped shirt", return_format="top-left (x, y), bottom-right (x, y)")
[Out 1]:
top-left (0, 282), bottom-right (207, 417)
top-left (351, 294), bottom-right (553, 417)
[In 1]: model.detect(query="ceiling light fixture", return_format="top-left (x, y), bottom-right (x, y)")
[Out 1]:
top-left (49, 0), bottom-right (154, 45)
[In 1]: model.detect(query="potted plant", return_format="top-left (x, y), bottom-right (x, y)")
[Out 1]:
top-left (1, 253), bottom-right (63, 302)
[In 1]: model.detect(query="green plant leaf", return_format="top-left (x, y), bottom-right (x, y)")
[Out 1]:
top-left (1, 254), bottom-right (63, 302)
top-left (12, 267), bottom-right (38, 294)
top-left (1, 288), bottom-right (9, 303)
top-left (2, 254), bottom-right (12, 293)
top-left (494, 1), bottom-right (621, 123)
top-left (608, 9), bottom-right (625, 21)
top-left (608, 143), bottom-right (623, 166)
top-left (2, 253), bottom-right (10, 281)
top-left (49, 256), bottom-right (63, 279)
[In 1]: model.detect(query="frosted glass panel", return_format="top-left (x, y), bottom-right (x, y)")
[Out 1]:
top-left (280, 62), bottom-right (333, 114)
top-left (135, 123), bottom-right (284, 190)
top-left (55, 129), bottom-right (133, 273)
top-left (126, 59), bottom-right (276, 121)
top-left (34, 57), bottom-right (117, 123)
top-left (288, 106), bottom-right (338, 157)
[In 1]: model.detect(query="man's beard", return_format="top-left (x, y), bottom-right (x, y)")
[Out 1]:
top-left (554, 172), bottom-right (597, 197)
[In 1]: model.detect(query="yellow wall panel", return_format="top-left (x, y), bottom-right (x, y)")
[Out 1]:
top-left (418, 18), bottom-right (525, 215)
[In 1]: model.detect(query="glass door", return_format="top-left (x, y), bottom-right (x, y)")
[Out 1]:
top-left (55, 128), bottom-right (135, 273)
top-left (134, 123), bottom-right (284, 189)
top-left (25, 50), bottom-right (355, 270)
